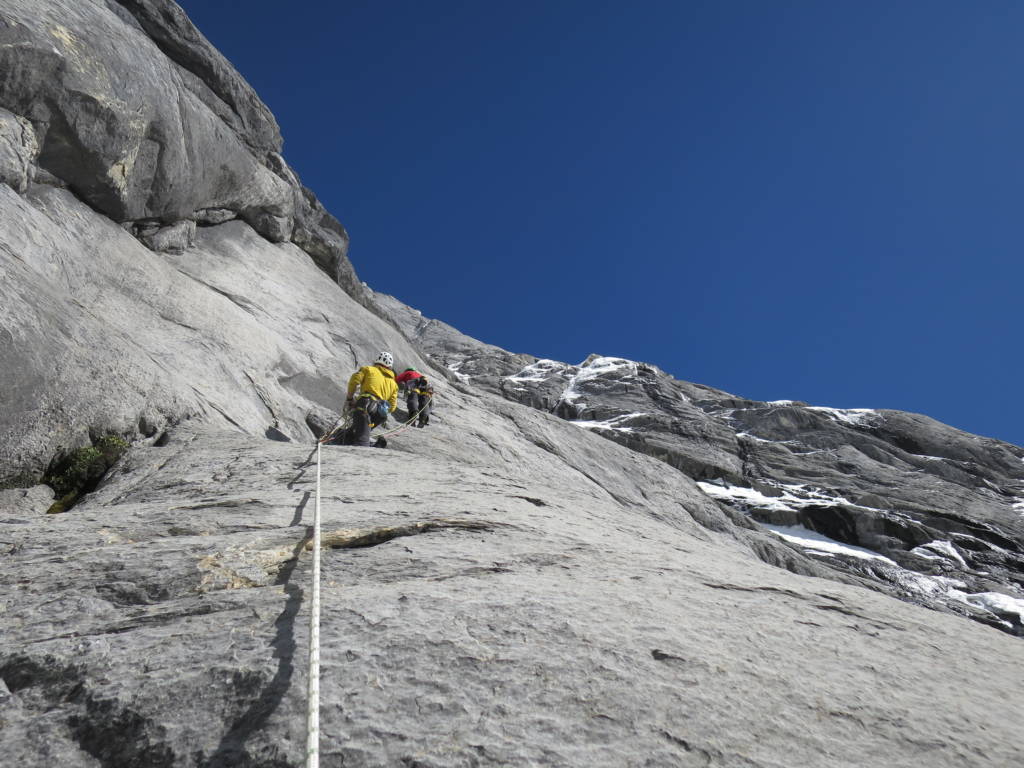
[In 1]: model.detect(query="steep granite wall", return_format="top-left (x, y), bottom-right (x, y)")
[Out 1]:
top-left (2, 3), bottom-right (1024, 766)
top-left (374, 290), bottom-right (1024, 634)
top-left (0, 0), bottom-right (359, 292)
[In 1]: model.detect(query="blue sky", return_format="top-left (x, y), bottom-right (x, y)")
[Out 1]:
top-left (178, 1), bottom-right (1022, 447)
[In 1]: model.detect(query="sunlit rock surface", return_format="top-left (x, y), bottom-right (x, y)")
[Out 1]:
top-left (2, 2), bottom-right (1024, 766)
top-left (374, 290), bottom-right (1024, 635)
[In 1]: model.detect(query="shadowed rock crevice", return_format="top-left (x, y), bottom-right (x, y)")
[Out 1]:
top-left (42, 434), bottom-right (130, 514)
top-left (69, 693), bottom-right (177, 768)
top-left (510, 495), bottom-right (548, 507)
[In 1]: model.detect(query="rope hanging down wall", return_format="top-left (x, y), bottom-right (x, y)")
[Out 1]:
top-left (305, 391), bottom-right (435, 764)
top-left (306, 441), bottom-right (323, 768)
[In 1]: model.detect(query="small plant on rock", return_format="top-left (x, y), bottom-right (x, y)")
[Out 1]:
top-left (44, 434), bottom-right (129, 514)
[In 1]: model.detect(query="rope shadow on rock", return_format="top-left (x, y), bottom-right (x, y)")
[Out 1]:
top-left (289, 491), bottom-right (311, 527)
top-left (286, 447), bottom-right (319, 490)
top-left (200, 524), bottom-right (313, 766)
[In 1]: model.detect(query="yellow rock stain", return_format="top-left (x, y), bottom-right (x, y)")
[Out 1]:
top-left (49, 25), bottom-right (79, 54)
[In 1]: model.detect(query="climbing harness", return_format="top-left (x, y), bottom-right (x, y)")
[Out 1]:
top-left (319, 395), bottom-right (435, 445)
top-left (306, 441), bottom-right (323, 768)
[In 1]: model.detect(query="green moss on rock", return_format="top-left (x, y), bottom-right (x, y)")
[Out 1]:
top-left (44, 434), bottom-right (129, 514)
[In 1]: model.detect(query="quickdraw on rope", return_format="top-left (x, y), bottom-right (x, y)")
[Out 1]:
top-left (306, 441), bottom-right (323, 767)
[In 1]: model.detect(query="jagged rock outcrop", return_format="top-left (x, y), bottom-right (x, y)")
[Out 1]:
top-left (0, 106), bottom-right (38, 192)
top-left (374, 291), bottom-right (1024, 635)
top-left (0, 0), bottom-right (360, 294)
top-left (4, 3), bottom-right (1024, 766)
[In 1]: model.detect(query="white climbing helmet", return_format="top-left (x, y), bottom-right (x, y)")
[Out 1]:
top-left (375, 350), bottom-right (394, 368)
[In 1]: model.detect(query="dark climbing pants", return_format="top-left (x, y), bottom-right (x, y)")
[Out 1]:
top-left (345, 408), bottom-right (372, 447)
top-left (407, 393), bottom-right (430, 426)
top-left (342, 397), bottom-right (386, 447)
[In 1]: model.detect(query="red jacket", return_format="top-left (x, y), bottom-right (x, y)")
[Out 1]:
top-left (395, 370), bottom-right (422, 386)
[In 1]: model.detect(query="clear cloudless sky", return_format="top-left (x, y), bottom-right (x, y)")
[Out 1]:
top-left (177, 0), bottom-right (1022, 447)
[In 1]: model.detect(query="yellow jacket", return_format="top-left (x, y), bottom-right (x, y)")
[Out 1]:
top-left (347, 364), bottom-right (398, 412)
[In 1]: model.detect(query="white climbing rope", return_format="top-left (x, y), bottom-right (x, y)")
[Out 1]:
top-left (306, 441), bottom-right (322, 768)
top-left (303, 390), bottom-right (434, 763)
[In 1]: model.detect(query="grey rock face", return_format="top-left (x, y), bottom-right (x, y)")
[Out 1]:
top-left (375, 291), bottom-right (1024, 635)
top-left (4, 2), bottom-right (1024, 764)
top-left (0, 182), bottom-right (429, 488)
top-left (193, 207), bottom-right (237, 226)
top-left (110, 0), bottom-right (282, 154)
top-left (0, 486), bottom-right (53, 517)
top-left (0, 0), bottom-right (284, 221)
top-left (0, 107), bottom-right (38, 192)
top-left (2, 420), bottom-right (1022, 767)
top-left (0, 0), bottom-right (353, 292)
top-left (137, 219), bottom-right (196, 253)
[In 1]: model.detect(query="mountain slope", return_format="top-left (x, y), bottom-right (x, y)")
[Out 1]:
top-left (2, 3), bottom-right (1023, 767)
top-left (373, 290), bottom-right (1024, 635)
top-left (5, 409), bottom-right (1023, 767)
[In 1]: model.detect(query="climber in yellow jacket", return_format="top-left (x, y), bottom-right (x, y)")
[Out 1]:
top-left (341, 351), bottom-right (399, 447)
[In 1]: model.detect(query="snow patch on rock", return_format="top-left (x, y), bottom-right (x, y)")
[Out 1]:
top-left (736, 431), bottom-right (783, 444)
top-left (697, 480), bottom-right (856, 513)
top-left (805, 406), bottom-right (877, 426)
top-left (559, 356), bottom-right (638, 407)
top-left (571, 413), bottom-right (648, 434)
top-left (697, 482), bottom-right (799, 513)
top-left (760, 523), bottom-right (898, 563)
top-left (950, 590), bottom-right (1024, 624)
top-left (912, 540), bottom-right (968, 568)
top-left (505, 359), bottom-right (568, 384)
top-left (447, 361), bottom-right (470, 383)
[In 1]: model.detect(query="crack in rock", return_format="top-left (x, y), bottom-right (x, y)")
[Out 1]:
top-left (509, 495), bottom-right (548, 507)
top-left (195, 519), bottom-right (506, 594)
top-left (311, 518), bottom-right (508, 551)
top-left (702, 581), bottom-right (808, 600)
top-left (170, 498), bottom-right (266, 511)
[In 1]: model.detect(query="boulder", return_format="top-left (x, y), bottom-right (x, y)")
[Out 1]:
top-left (138, 219), bottom-right (195, 254)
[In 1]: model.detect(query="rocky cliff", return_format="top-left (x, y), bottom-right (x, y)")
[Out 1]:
top-left (0, 0), bottom-right (392, 485)
top-left (374, 291), bottom-right (1024, 636)
top-left (2, 3), bottom-right (1023, 767)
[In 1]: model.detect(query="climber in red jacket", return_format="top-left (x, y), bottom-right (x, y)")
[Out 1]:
top-left (396, 368), bottom-right (433, 427)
